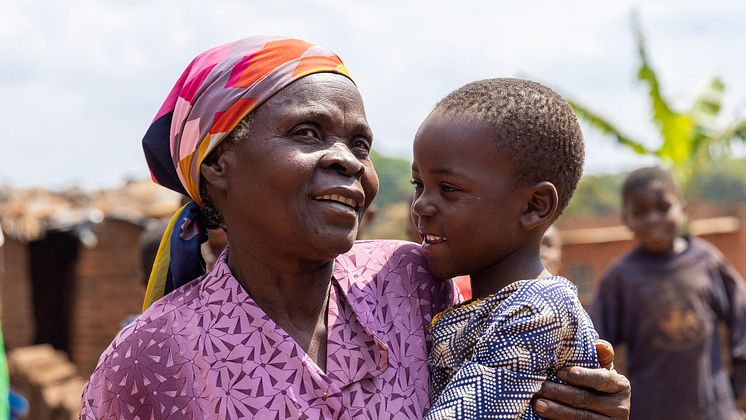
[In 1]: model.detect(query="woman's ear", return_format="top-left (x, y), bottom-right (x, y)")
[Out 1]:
top-left (520, 181), bottom-right (558, 231)
top-left (200, 153), bottom-right (229, 192)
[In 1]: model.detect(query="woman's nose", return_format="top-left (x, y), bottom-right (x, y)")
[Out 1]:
top-left (322, 141), bottom-right (364, 177)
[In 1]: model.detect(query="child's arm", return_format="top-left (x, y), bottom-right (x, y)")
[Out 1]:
top-left (426, 280), bottom-right (598, 419)
top-left (714, 259), bottom-right (746, 405)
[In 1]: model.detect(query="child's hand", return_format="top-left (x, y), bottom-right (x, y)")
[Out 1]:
top-left (532, 365), bottom-right (630, 419)
top-left (595, 339), bottom-right (615, 369)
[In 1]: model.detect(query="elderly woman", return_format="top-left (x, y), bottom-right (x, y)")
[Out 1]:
top-left (81, 37), bottom-right (629, 419)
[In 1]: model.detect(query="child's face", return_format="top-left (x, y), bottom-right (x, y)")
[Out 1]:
top-left (623, 180), bottom-right (684, 254)
top-left (411, 111), bottom-right (526, 279)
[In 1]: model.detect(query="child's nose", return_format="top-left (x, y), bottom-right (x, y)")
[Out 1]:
top-left (645, 210), bottom-right (665, 224)
top-left (412, 194), bottom-right (436, 218)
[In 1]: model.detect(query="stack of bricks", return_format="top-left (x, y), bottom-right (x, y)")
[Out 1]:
top-left (8, 344), bottom-right (85, 420)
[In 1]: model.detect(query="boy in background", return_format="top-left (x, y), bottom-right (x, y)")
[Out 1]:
top-left (591, 166), bottom-right (746, 419)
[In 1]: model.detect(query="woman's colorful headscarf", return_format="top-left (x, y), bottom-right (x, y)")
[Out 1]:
top-left (142, 36), bottom-right (353, 310)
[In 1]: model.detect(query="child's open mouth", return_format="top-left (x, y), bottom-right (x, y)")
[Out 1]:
top-left (423, 234), bottom-right (447, 245)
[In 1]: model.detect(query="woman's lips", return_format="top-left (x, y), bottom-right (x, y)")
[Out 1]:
top-left (313, 193), bottom-right (359, 210)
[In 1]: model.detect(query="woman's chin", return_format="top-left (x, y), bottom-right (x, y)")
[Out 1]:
top-left (310, 228), bottom-right (357, 256)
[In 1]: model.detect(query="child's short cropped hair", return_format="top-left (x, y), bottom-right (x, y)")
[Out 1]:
top-left (621, 166), bottom-right (680, 203)
top-left (434, 78), bottom-right (584, 214)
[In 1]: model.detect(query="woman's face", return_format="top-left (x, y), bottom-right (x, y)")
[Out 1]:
top-left (211, 73), bottom-right (379, 263)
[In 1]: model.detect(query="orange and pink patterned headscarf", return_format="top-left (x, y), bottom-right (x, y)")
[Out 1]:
top-left (142, 36), bottom-right (353, 310)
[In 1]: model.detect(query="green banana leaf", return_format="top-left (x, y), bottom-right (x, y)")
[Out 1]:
top-left (568, 99), bottom-right (649, 155)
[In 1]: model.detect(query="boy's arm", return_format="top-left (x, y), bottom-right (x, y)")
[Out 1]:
top-left (717, 260), bottom-right (746, 405)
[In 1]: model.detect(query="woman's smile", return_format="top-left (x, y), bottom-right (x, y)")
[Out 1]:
top-left (313, 194), bottom-right (359, 210)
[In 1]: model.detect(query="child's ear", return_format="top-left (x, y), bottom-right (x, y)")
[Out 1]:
top-left (520, 181), bottom-right (558, 231)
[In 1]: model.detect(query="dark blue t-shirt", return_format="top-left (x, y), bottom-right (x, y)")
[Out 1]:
top-left (592, 237), bottom-right (746, 420)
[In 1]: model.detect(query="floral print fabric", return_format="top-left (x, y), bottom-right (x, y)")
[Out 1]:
top-left (81, 240), bottom-right (458, 419)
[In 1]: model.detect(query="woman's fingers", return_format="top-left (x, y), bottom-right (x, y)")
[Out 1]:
top-left (556, 366), bottom-right (629, 394)
top-left (535, 370), bottom-right (630, 419)
top-left (594, 339), bottom-right (615, 369)
top-left (533, 398), bottom-right (610, 420)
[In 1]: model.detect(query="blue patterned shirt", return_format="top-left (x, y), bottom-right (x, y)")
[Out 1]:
top-left (426, 277), bottom-right (599, 419)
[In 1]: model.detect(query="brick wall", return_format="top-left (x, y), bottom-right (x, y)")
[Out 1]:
top-left (70, 220), bottom-right (144, 376)
top-left (1, 238), bottom-right (35, 349)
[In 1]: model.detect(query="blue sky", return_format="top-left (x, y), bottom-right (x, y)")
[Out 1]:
top-left (2, 0), bottom-right (746, 189)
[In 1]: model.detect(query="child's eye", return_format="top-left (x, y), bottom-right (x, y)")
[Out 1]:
top-left (410, 179), bottom-right (423, 191)
top-left (441, 183), bottom-right (459, 193)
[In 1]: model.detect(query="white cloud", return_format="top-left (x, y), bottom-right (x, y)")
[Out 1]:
top-left (1, 0), bottom-right (745, 188)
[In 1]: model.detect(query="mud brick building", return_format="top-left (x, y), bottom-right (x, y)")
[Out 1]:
top-left (0, 180), bottom-right (180, 376)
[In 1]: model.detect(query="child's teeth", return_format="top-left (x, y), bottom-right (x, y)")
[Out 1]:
top-left (425, 234), bottom-right (446, 243)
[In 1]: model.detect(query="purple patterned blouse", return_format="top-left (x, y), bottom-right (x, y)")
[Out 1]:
top-left (80, 240), bottom-right (458, 419)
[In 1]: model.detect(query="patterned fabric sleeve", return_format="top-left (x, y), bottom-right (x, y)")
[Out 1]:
top-left (79, 322), bottom-right (142, 419)
top-left (426, 279), bottom-right (599, 419)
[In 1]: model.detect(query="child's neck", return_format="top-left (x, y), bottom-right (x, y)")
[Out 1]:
top-left (469, 249), bottom-right (547, 300)
top-left (644, 236), bottom-right (688, 256)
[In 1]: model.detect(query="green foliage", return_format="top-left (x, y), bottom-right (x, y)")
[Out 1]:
top-left (369, 150), bottom-right (413, 207)
top-left (565, 174), bottom-right (624, 217)
top-left (690, 157), bottom-right (746, 204)
top-left (568, 13), bottom-right (746, 198)
top-left (564, 157), bottom-right (746, 218)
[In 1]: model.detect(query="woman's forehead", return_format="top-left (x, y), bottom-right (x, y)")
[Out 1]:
top-left (269, 73), bottom-right (361, 106)
top-left (259, 74), bottom-right (369, 128)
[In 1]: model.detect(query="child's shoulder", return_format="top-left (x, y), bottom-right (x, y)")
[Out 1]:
top-left (688, 237), bottom-right (725, 260)
top-left (474, 277), bottom-right (598, 366)
top-left (511, 276), bottom-right (579, 303)
top-left (488, 277), bottom-right (584, 322)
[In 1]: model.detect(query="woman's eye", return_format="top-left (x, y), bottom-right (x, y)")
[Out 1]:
top-left (293, 127), bottom-right (320, 138)
top-left (410, 179), bottom-right (423, 191)
top-left (351, 138), bottom-right (371, 157)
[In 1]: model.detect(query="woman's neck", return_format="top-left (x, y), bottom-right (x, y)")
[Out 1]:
top-left (225, 244), bottom-right (334, 371)
top-left (226, 244), bottom-right (334, 319)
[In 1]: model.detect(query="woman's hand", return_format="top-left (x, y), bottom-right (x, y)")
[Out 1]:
top-left (532, 340), bottom-right (630, 419)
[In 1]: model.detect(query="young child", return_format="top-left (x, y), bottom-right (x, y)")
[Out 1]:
top-left (591, 166), bottom-right (746, 420)
top-left (411, 78), bottom-right (600, 419)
